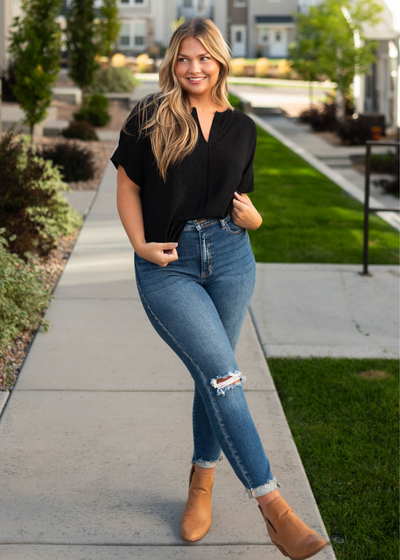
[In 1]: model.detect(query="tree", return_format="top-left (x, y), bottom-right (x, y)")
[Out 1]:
top-left (288, 17), bottom-right (324, 108)
top-left (66, 0), bottom-right (99, 103)
top-left (7, 0), bottom-right (62, 139)
top-left (97, 0), bottom-right (122, 66)
top-left (290, 0), bottom-right (383, 121)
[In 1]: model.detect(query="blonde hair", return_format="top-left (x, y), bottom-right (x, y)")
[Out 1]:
top-left (123, 17), bottom-right (233, 183)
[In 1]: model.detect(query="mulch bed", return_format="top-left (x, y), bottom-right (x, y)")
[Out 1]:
top-left (0, 100), bottom-right (128, 391)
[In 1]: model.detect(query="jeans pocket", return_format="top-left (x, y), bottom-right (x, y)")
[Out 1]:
top-left (225, 218), bottom-right (246, 235)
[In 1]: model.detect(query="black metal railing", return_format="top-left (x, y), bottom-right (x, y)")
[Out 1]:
top-left (360, 140), bottom-right (400, 276)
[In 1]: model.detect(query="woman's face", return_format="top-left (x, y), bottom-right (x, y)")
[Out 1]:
top-left (174, 36), bottom-right (221, 98)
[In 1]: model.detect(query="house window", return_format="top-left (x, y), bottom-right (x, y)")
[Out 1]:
top-left (235, 30), bottom-right (242, 42)
top-left (183, 0), bottom-right (193, 7)
top-left (259, 28), bottom-right (269, 44)
top-left (120, 23), bottom-right (130, 46)
top-left (134, 0), bottom-right (144, 3)
top-left (133, 21), bottom-right (146, 46)
top-left (275, 31), bottom-right (281, 42)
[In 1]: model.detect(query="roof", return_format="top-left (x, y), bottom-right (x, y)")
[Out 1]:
top-left (255, 15), bottom-right (294, 24)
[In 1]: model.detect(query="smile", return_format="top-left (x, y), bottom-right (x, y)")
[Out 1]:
top-left (187, 77), bottom-right (207, 82)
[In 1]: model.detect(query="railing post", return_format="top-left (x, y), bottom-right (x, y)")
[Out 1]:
top-left (360, 142), bottom-right (372, 276)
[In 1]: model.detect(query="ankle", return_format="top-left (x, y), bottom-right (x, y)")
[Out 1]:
top-left (194, 465), bottom-right (215, 477)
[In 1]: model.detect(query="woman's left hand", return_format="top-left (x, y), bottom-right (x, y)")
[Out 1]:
top-left (231, 192), bottom-right (262, 230)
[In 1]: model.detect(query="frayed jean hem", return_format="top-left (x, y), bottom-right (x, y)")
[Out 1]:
top-left (192, 455), bottom-right (224, 468)
top-left (244, 476), bottom-right (282, 499)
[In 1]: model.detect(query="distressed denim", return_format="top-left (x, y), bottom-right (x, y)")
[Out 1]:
top-left (134, 214), bottom-right (281, 499)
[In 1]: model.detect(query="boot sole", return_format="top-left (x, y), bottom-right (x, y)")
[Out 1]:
top-left (180, 524), bottom-right (211, 542)
top-left (271, 538), bottom-right (330, 560)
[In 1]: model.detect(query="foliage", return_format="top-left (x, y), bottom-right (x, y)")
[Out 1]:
top-left (336, 118), bottom-right (374, 145)
top-left (65, 0), bottom-right (100, 102)
top-left (255, 57), bottom-right (269, 78)
top-left (230, 57), bottom-right (247, 76)
top-left (0, 229), bottom-right (54, 359)
top-left (227, 91), bottom-right (242, 110)
top-left (7, 0), bottom-right (62, 137)
top-left (277, 59), bottom-right (292, 78)
top-left (38, 141), bottom-right (96, 182)
top-left (0, 58), bottom-right (18, 102)
top-left (0, 129), bottom-right (82, 262)
top-left (97, 0), bottom-right (122, 61)
top-left (87, 65), bottom-right (139, 93)
top-left (73, 93), bottom-right (110, 127)
top-left (289, 0), bottom-right (383, 118)
top-left (61, 119), bottom-right (99, 141)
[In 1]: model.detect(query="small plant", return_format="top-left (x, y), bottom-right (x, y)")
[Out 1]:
top-left (255, 57), bottom-right (269, 78)
top-left (61, 119), bottom-right (99, 141)
top-left (0, 128), bottom-right (82, 261)
top-left (337, 118), bottom-right (373, 145)
top-left (39, 141), bottom-right (96, 182)
top-left (73, 93), bottom-right (110, 127)
top-left (88, 65), bottom-right (139, 93)
top-left (230, 57), bottom-right (246, 77)
top-left (0, 229), bottom-right (54, 360)
top-left (277, 59), bottom-right (292, 78)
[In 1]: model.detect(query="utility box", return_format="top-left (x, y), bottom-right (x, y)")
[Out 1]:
top-left (358, 113), bottom-right (386, 138)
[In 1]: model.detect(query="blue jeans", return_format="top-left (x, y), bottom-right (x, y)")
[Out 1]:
top-left (134, 214), bottom-right (281, 499)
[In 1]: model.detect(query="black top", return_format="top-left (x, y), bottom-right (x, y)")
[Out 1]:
top-left (110, 94), bottom-right (257, 243)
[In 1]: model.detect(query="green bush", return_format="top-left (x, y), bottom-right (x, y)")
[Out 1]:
top-left (88, 65), bottom-right (139, 94)
top-left (0, 129), bottom-right (82, 262)
top-left (228, 91), bottom-right (242, 110)
top-left (0, 229), bottom-right (54, 359)
top-left (61, 119), bottom-right (98, 141)
top-left (73, 93), bottom-right (110, 127)
top-left (39, 141), bottom-right (95, 182)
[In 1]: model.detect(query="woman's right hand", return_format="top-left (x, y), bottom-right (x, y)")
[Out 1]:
top-left (136, 242), bottom-right (179, 267)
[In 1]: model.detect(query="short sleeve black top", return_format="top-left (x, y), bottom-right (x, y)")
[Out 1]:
top-left (110, 94), bottom-right (257, 244)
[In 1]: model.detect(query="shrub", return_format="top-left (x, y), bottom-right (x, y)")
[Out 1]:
top-left (230, 57), bottom-right (246, 77)
top-left (0, 229), bottom-right (54, 359)
top-left (337, 118), bottom-right (373, 145)
top-left (61, 119), bottom-right (98, 141)
top-left (277, 59), bottom-right (292, 78)
top-left (38, 141), bottom-right (95, 182)
top-left (255, 57), bottom-right (269, 78)
top-left (88, 65), bottom-right (139, 93)
top-left (299, 102), bottom-right (337, 131)
top-left (73, 93), bottom-right (110, 127)
top-left (0, 58), bottom-right (18, 102)
top-left (0, 128), bottom-right (82, 261)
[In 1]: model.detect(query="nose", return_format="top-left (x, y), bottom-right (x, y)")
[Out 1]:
top-left (188, 59), bottom-right (202, 74)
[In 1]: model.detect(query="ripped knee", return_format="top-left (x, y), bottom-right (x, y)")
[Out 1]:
top-left (210, 370), bottom-right (247, 396)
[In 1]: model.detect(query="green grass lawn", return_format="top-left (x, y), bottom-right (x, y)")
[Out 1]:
top-left (248, 125), bottom-right (399, 264)
top-left (267, 357), bottom-right (399, 560)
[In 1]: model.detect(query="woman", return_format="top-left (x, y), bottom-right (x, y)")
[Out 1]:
top-left (110, 17), bottom-right (330, 560)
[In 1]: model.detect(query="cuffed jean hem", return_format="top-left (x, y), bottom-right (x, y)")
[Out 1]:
top-left (244, 476), bottom-right (282, 499)
top-left (192, 455), bottom-right (224, 468)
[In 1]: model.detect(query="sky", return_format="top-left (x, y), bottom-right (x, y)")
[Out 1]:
top-left (384, 0), bottom-right (400, 32)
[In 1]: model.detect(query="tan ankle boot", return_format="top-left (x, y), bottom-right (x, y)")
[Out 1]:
top-left (180, 464), bottom-right (214, 542)
top-left (258, 495), bottom-right (330, 560)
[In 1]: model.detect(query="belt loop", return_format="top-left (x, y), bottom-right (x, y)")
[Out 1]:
top-left (219, 217), bottom-right (226, 229)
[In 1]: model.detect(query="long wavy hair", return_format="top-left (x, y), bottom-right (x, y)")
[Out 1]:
top-left (122, 17), bottom-right (233, 182)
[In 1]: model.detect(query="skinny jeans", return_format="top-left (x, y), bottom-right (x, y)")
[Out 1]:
top-left (134, 214), bottom-right (281, 498)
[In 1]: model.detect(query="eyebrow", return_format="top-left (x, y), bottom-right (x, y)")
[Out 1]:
top-left (178, 52), bottom-right (210, 57)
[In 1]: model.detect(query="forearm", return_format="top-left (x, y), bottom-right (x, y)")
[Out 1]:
top-left (116, 184), bottom-right (146, 252)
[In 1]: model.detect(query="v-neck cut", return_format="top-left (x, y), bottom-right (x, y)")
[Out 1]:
top-left (191, 106), bottom-right (230, 145)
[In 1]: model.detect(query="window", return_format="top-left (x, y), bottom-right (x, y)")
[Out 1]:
top-left (259, 28), bottom-right (269, 44)
top-left (120, 23), bottom-right (130, 46)
top-left (183, 0), bottom-right (193, 7)
top-left (134, 21), bottom-right (146, 46)
top-left (275, 31), bottom-right (281, 42)
top-left (235, 30), bottom-right (242, 42)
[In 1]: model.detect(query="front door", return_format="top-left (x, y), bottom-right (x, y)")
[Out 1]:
top-left (231, 25), bottom-right (246, 57)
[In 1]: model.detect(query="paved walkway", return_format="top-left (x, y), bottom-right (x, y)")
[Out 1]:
top-left (0, 163), bottom-right (334, 559)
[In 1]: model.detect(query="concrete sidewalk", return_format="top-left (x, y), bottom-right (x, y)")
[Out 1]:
top-left (0, 162), bottom-right (334, 559)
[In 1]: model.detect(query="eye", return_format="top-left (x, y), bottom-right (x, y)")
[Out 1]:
top-left (178, 56), bottom-right (210, 62)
